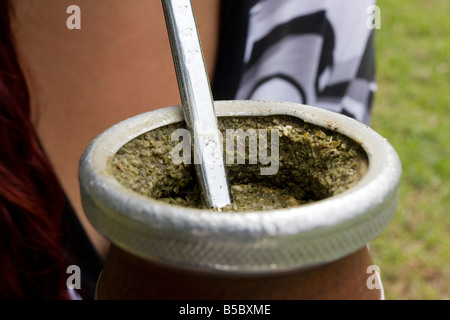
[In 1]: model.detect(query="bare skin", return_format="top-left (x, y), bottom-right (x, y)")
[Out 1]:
top-left (12, 0), bottom-right (220, 259)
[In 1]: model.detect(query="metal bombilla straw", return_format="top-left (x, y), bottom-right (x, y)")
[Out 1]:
top-left (161, 0), bottom-right (233, 209)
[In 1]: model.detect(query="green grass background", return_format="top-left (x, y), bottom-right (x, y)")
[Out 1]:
top-left (368, 0), bottom-right (449, 299)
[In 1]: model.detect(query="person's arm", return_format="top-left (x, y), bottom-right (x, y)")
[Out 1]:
top-left (11, 0), bottom-right (220, 259)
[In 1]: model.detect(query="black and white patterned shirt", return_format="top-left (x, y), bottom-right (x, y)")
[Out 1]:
top-left (213, 0), bottom-right (377, 125)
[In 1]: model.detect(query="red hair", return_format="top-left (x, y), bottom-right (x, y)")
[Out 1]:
top-left (0, 1), bottom-right (69, 299)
